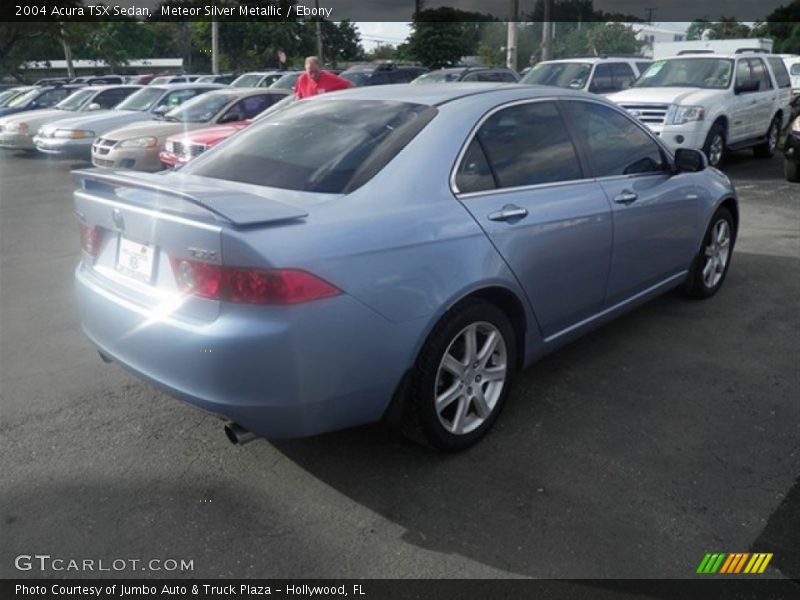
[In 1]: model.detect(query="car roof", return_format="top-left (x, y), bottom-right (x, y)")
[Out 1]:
top-left (538, 57), bottom-right (646, 65)
top-left (308, 82), bottom-right (591, 107)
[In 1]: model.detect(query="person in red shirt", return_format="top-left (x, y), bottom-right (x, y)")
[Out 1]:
top-left (294, 56), bottom-right (353, 99)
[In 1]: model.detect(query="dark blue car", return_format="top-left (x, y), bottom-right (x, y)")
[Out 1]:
top-left (0, 84), bottom-right (83, 118)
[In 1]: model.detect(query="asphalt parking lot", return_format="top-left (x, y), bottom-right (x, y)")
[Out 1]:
top-left (0, 149), bottom-right (798, 582)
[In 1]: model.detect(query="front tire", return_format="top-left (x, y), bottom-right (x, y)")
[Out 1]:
top-left (754, 116), bottom-right (780, 158)
top-left (703, 123), bottom-right (727, 168)
top-left (682, 207), bottom-right (735, 299)
top-left (404, 299), bottom-right (517, 451)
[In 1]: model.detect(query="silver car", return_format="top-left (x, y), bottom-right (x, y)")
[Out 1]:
top-left (74, 84), bottom-right (737, 451)
top-left (33, 84), bottom-right (223, 159)
top-left (0, 85), bottom-right (140, 152)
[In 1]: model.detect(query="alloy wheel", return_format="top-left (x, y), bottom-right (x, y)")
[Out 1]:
top-left (434, 322), bottom-right (508, 435)
top-left (702, 218), bottom-right (731, 289)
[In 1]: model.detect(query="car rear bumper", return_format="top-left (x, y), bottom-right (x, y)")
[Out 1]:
top-left (75, 262), bottom-right (420, 438)
top-left (158, 150), bottom-right (187, 168)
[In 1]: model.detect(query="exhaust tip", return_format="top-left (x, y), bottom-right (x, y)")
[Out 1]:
top-left (224, 422), bottom-right (258, 446)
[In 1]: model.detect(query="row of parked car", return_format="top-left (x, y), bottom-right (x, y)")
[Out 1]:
top-left (1, 50), bottom-right (798, 180)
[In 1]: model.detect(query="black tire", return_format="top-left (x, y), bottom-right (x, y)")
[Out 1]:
top-left (682, 206), bottom-right (736, 299)
top-left (403, 299), bottom-right (517, 451)
top-left (785, 159), bottom-right (800, 183)
top-left (754, 116), bottom-right (780, 158)
top-left (702, 123), bottom-right (727, 168)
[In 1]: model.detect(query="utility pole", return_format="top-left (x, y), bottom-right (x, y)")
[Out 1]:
top-left (59, 22), bottom-right (75, 79)
top-left (541, 0), bottom-right (553, 62)
top-left (506, 0), bottom-right (518, 70)
top-left (211, 20), bottom-right (219, 74)
top-left (315, 0), bottom-right (323, 60)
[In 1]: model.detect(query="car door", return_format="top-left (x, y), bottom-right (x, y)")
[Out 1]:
top-left (730, 59), bottom-right (759, 142)
top-left (562, 99), bottom-right (707, 305)
top-left (453, 100), bottom-right (613, 338)
top-left (748, 57), bottom-right (776, 136)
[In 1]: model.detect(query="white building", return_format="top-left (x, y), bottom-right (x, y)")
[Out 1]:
top-left (629, 25), bottom-right (686, 58)
top-left (22, 58), bottom-right (183, 75)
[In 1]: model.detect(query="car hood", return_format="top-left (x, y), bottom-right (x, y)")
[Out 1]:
top-left (106, 120), bottom-right (207, 141)
top-left (167, 122), bottom-right (249, 146)
top-left (0, 105), bottom-right (38, 118)
top-left (38, 110), bottom-right (151, 136)
top-left (608, 87), bottom-right (724, 106)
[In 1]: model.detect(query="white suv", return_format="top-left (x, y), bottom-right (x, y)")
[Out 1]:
top-left (520, 56), bottom-right (652, 95)
top-left (608, 52), bottom-right (792, 167)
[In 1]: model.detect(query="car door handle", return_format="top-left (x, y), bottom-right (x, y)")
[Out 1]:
top-left (488, 205), bottom-right (528, 221)
top-left (613, 191), bottom-right (638, 205)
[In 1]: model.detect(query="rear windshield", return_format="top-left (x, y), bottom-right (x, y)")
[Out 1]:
top-left (116, 87), bottom-right (164, 111)
top-left (55, 88), bottom-right (95, 111)
top-left (231, 74), bottom-right (263, 88)
top-left (183, 99), bottom-right (437, 194)
top-left (412, 70), bottom-right (465, 84)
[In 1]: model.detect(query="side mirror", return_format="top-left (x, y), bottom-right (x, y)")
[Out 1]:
top-left (152, 105), bottom-right (169, 115)
top-left (86, 102), bottom-right (102, 111)
top-left (674, 148), bottom-right (707, 173)
top-left (218, 113), bottom-right (242, 124)
top-left (735, 79), bottom-right (759, 94)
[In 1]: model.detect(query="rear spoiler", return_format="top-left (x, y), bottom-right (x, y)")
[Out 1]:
top-left (72, 169), bottom-right (308, 227)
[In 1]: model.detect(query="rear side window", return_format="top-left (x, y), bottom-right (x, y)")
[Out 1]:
top-left (184, 99), bottom-right (437, 193)
top-left (589, 64), bottom-right (614, 93)
top-left (564, 101), bottom-right (665, 177)
top-left (749, 59), bottom-right (772, 90)
top-left (791, 64), bottom-right (800, 76)
top-left (766, 57), bottom-right (791, 88)
top-left (94, 88), bottom-right (134, 108)
top-left (462, 101), bottom-right (582, 190)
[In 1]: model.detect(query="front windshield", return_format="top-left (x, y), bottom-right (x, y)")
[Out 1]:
top-left (164, 92), bottom-right (233, 123)
top-left (521, 62), bottom-right (592, 88)
top-left (8, 89), bottom-right (41, 107)
top-left (55, 88), bottom-right (95, 111)
top-left (412, 70), bottom-right (464, 84)
top-left (116, 87), bottom-right (164, 111)
top-left (231, 74), bottom-right (262, 88)
top-left (634, 58), bottom-right (733, 89)
top-left (270, 73), bottom-right (300, 90)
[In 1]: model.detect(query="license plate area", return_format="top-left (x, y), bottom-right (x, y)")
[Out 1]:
top-left (116, 235), bottom-right (156, 284)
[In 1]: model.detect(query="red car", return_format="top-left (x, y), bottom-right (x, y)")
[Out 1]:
top-left (159, 120), bottom-right (251, 167)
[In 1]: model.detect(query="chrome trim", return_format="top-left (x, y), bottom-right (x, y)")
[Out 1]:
top-left (544, 271), bottom-right (688, 343)
top-left (456, 177), bottom-right (596, 200)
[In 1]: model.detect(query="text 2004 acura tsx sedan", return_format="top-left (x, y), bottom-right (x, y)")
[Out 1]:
top-left (73, 84), bottom-right (738, 451)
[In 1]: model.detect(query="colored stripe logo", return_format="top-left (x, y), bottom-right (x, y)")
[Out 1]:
top-left (697, 553), bottom-right (773, 574)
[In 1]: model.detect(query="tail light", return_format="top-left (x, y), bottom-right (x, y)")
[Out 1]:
top-left (79, 222), bottom-right (102, 257)
top-left (170, 258), bottom-right (340, 305)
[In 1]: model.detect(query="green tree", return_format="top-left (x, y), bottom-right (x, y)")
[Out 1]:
top-left (367, 44), bottom-right (398, 61)
top-left (405, 8), bottom-right (496, 68)
top-left (686, 19), bottom-right (712, 41)
top-left (755, 1), bottom-right (800, 53)
top-left (585, 23), bottom-right (643, 55)
top-left (318, 20), bottom-right (364, 64)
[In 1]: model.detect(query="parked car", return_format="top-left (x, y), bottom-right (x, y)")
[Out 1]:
top-left (230, 71), bottom-right (286, 88)
top-left (159, 89), bottom-right (290, 167)
top-left (70, 75), bottom-right (126, 85)
top-left (148, 74), bottom-right (205, 85)
top-left (73, 83), bottom-right (738, 451)
top-left (340, 63), bottom-right (428, 86)
top-left (784, 115), bottom-right (800, 181)
top-left (609, 52), bottom-right (792, 167)
top-left (93, 88), bottom-right (288, 171)
top-left (783, 56), bottom-right (800, 100)
top-left (520, 56), bottom-right (651, 94)
top-left (412, 67), bottom-right (520, 84)
top-left (195, 74), bottom-right (239, 85)
top-left (129, 73), bottom-right (170, 85)
top-left (0, 86), bottom-right (35, 108)
top-left (0, 84), bottom-right (84, 118)
top-left (269, 72), bottom-right (301, 91)
top-left (0, 85), bottom-right (140, 152)
top-left (33, 83), bottom-right (223, 158)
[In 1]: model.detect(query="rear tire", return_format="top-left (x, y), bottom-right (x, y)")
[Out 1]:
top-left (682, 207), bottom-right (735, 299)
top-left (403, 299), bottom-right (517, 451)
top-left (754, 116), bottom-right (780, 158)
top-left (785, 159), bottom-right (800, 183)
top-left (703, 123), bottom-right (726, 168)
